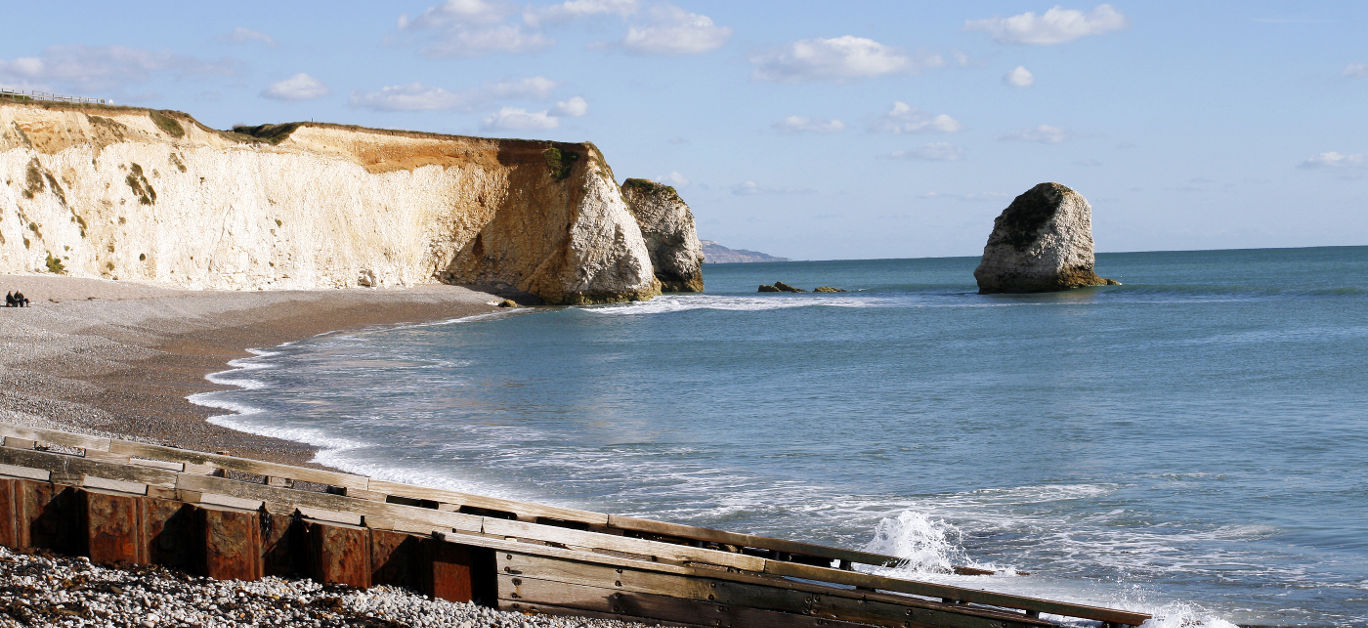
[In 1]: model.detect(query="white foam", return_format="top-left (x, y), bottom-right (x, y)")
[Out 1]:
top-left (861, 510), bottom-right (971, 574)
top-left (585, 294), bottom-right (890, 316)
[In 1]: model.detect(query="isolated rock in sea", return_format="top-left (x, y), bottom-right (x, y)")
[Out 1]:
top-left (813, 286), bottom-right (846, 293)
top-left (0, 101), bottom-right (659, 304)
top-left (973, 182), bottom-right (1116, 293)
top-left (758, 281), bottom-right (805, 293)
top-left (620, 178), bottom-right (704, 292)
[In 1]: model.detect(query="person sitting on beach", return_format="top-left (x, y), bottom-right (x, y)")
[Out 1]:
top-left (4, 292), bottom-right (14, 308)
top-left (13, 291), bottom-right (28, 307)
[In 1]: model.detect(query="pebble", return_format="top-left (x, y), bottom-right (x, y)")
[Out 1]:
top-left (0, 546), bottom-right (658, 627)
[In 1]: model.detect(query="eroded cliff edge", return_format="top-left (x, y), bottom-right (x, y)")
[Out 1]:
top-left (0, 102), bottom-right (669, 304)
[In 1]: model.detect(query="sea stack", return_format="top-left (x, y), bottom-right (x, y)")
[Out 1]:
top-left (973, 182), bottom-right (1116, 293)
top-left (620, 178), bottom-right (705, 292)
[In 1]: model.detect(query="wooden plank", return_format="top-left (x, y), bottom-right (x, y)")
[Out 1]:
top-left (108, 440), bottom-right (369, 491)
top-left (764, 561), bottom-right (1150, 626)
top-left (498, 552), bottom-right (1051, 628)
top-left (483, 517), bottom-right (768, 572)
top-left (499, 575), bottom-right (873, 628)
top-left (496, 599), bottom-right (695, 627)
top-left (83, 476), bottom-right (149, 496)
top-left (0, 425), bottom-right (110, 452)
top-left (174, 473), bottom-right (483, 536)
top-left (368, 479), bottom-right (610, 526)
top-left (0, 448), bottom-right (178, 489)
top-left (0, 463), bottom-right (49, 481)
top-left (610, 514), bottom-right (896, 566)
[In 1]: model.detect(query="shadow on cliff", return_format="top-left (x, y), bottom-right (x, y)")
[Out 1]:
top-left (437, 140), bottom-right (590, 305)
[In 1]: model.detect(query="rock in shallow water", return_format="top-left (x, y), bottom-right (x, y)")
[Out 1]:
top-left (973, 182), bottom-right (1118, 293)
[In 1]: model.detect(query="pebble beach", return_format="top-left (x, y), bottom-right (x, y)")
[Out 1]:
top-left (0, 274), bottom-right (658, 627)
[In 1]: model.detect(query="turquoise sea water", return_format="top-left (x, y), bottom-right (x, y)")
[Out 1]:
top-left (196, 246), bottom-right (1368, 627)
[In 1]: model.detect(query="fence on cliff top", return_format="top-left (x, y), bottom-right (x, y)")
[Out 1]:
top-left (0, 88), bottom-right (112, 105)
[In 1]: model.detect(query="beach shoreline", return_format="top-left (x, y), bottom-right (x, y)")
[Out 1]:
top-left (0, 273), bottom-right (502, 467)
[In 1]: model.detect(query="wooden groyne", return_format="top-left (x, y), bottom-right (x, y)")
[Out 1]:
top-left (0, 423), bottom-right (1151, 627)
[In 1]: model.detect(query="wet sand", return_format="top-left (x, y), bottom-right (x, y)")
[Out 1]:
top-left (0, 274), bottom-right (501, 466)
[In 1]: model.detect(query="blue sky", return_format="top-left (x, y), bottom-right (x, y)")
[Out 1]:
top-left (2, 1), bottom-right (1365, 259)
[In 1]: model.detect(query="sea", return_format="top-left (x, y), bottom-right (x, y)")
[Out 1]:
top-left (192, 246), bottom-right (1368, 627)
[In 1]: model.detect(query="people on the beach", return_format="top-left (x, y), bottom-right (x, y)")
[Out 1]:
top-left (5, 291), bottom-right (29, 307)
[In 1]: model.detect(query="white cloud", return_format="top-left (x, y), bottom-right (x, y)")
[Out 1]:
top-left (918, 191), bottom-right (1011, 202)
top-left (773, 115), bottom-right (846, 134)
top-left (0, 45), bottom-right (235, 94)
top-left (751, 36), bottom-right (941, 82)
top-left (350, 76), bottom-right (559, 111)
top-left (223, 27), bottom-right (277, 46)
top-left (400, 0), bottom-right (508, 30)
top-left (483, 107), bottom-right (560, 131)
top-left (1000, 124), bottom-right (1069, 143)
top-left (1344, 63), bottom-right (1368, 78)
top-left (552, 95), bottom-right (588, 117)
top-left (966, 4), bottom-right (1128, 45)
top-left (659, 171), bottom-right (689, 186)
top-left (731, 180), bottom-right (814, 196)
top-left (889, 142), bottom-right (965, 161)
top-left (261, 73), bottom-right (329, 101)
top-left (527, 0), bottom-right (638, 26)
top-left (427, 24), bottom-right (552, 57)
top-left (622, 5), bottom-right (731, 55)
top-left (872, 102), bottom-right (962, 134)
top-left (398, 1), bottom-right (551, 57)
top-left (1299, 152), bottom-right (1366, 172)
top-left (1004, 65), bottom-right (1034, 87)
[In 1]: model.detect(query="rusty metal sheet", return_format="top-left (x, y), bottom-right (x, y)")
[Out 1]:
top-left (306, 521), bottom-right (371, 588)
top-left (197, 504), bottom-right (263, 581)
top-left (83, 489), bottom-right (144, 565)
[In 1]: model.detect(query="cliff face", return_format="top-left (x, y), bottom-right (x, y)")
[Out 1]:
top-left (973, 182), bottom-right (1115, 293)
top-left (620, 178), bottom-right (703, 292)
top-left (0, 102), bottom-right (661, 304)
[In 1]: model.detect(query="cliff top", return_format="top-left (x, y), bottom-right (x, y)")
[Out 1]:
top-left (0, 99), bottom-right (599, 174)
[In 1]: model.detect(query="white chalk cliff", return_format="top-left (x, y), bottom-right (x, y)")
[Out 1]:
top-left (620, 178), bottom-right (703, 293)
top-left (0, 102), bottom-right (667, 304)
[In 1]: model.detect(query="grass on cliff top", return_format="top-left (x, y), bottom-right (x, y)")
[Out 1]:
top-left (148, 110), bottom-right (184, 138)
top-left (231, 122), bottom-right (304, 145)
top-left (543, 146), bottom-right (580, 181)
top-left (622, 177), bottom-right (679, 200)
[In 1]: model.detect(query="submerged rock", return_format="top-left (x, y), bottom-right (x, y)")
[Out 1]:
top-left (813, 286), bottom-right (846, 293)
top-left (973, 182), bottom-right (1117, 293)
top-left (621, 178), bottom-right (705, 293)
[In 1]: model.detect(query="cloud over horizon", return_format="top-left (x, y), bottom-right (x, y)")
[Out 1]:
top-left (750, 36), bottom-right (941, 82)
top-left (773, 115), bottom-right (846, 134)
top-left (1000, 124), bottom-right (1069, 143)
top-left (0, 45), bottom-right (236, 95)
top-left (621, 5), bottom-right (731, 54)
top-left (967, 4), bottom-right (1128, 45)
top-left (262, 73), bottom-right (329, 101)
top-left (872, 102), bottom-right (962, 134)
top-left (350, 76), bottom-right (559, 111)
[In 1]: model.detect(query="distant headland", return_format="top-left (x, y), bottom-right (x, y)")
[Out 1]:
top-left (700, 240), bottom-right (789, 264)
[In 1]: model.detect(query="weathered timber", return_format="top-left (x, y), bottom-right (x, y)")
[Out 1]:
top-left (0, 423), bottom-right (1152, 628)
top-left (764, 560), bottom-right (1150, 627)
top-left (498, 552), bottom-right (1052, 628)
top-left (500, 575), bottom-right (878, 628)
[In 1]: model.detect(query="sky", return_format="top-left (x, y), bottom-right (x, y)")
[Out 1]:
top-left (1, 1), bottom-right (1365, 260)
